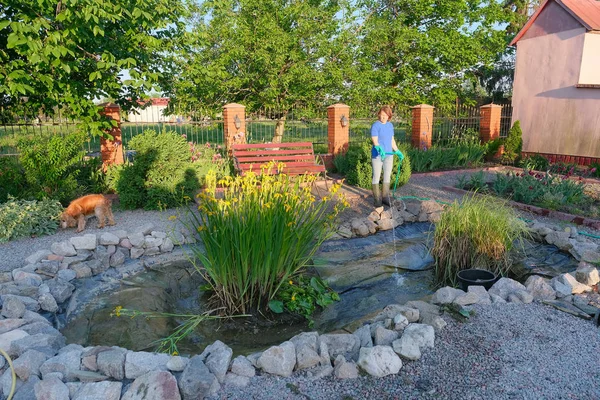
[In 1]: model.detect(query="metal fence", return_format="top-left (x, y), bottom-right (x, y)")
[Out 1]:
top-left (0, 107), bottom-right (225, 156)
top-left (349, 107), bottom-right (412, 146)
top-left (500, 104), bottom-right (513, 138)
top-left (432, 104), bottom-right (481, 146)
top-left (246, 107), bottom-right (329, 154)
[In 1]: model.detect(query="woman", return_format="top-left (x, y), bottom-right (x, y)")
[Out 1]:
top-left (371, 105), bottom-right (403, 207)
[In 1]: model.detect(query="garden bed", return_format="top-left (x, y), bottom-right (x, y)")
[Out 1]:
top-left (443, 185), bottom-right (600, 231)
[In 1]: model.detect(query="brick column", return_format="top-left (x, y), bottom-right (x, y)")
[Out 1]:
top-left (411, 104), bottom-right (434, 150)
top-left (479, 104), bottom-right (502, 143)
top-left (100, 103), bottom-right (124, 171)
top-left (223, 103), bottom-right (246, 151)
top-left (327, 103), bottom-right (350, 156)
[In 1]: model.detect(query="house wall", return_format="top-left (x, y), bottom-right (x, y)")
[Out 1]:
top-left (579, 33), bottom-right (600, 85)
top-left (127, 105), bottom-right (169, 123)
top-left (512, 10), bottom-right (600, 160)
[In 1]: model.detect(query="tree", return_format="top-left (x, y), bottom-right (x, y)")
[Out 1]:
top-left (0, 0), bottom-right (187, 133)
top-left (347, 0), bottom-right (513, 111)
top-left (164, 0), bottom-right (354, 142)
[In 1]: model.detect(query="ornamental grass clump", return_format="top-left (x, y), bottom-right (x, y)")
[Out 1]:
top-left (188, 164), bottom-right (347, 315)
top-left (431, 195), bottom-right (528, 287)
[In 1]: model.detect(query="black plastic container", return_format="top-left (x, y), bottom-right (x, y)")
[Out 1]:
top-left (456, 269), bottom-right (497, 291)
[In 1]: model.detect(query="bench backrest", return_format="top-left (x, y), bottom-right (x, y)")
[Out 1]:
top-left (231, 142), bottom-right (325, 176)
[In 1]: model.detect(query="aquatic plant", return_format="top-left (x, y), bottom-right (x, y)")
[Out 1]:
top-left (431, 195), bottom-right (528, 287)
top-left (188, 164), bottom-right (348, 315)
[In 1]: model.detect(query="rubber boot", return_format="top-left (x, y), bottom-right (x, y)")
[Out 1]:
top-left (372, 184), bottom-right (382, 207)
top-left (382, 183), bottom-right (392, 206)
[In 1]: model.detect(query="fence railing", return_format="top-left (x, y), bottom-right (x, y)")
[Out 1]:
top-left (245, 107), bottom-right (329, 153)
top-left (349, 107), bottom-right (412, 146)
top-left (1, 102), bottom-right (514, 157)
top-left (432, 104), bottom-right (481, 146)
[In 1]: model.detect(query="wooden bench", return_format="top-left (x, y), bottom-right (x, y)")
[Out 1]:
top-left (231, 142), bottom-right (326, 176)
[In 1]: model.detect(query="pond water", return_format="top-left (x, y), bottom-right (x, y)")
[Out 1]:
top-left (60, 222), bottom-right (579, 356)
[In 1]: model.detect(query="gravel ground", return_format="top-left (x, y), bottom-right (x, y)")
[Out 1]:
top-left (0, 208), bottom-right (186, 272)
top-left (215, 303), bottom-right (600, 400)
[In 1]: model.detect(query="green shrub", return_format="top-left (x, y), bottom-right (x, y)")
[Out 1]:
top-left (0, 196), bottom-right (63, 242)
top-left (484, 138), bottom-right (504, 160)
top-left (269, 275), bottom-right (340, 327)
top-left (0, 157), bottom-right (27, 202)
top-left (407, 141), bottom-right (486, 172)
top-left (116, 130), bottom-right (202, 210)
top-left (503, 121), bottom-right (523, 165)
top-left (17, 132), bottom-right (86, 204)
top-left (431, 195), bottom-right (528, 287)
top-left (75, 157), bottom-right (109, 194)
top-left (187, 172), bottom-right (347, 315)
top-left (336, 139), bottom-right (411, 189)
top-left (521, 153), bottom-right (549, 171)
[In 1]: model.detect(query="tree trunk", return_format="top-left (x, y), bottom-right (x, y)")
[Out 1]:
top-left (272, 113), bottom-right (287, 143)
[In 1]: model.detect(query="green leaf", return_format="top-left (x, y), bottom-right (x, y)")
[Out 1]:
top-left (268, 300), bottom-right (284, 314)
top-left (0, 21), bottom-right (10, 30)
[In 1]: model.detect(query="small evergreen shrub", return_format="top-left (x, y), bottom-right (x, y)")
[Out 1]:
top-left (503, 121), bottom-right (523, 165)
top-left (17, 131), bottom-right (86, 204)
top-left (116, 130), bottom-right (202, 210)
top-left (0, 196), bottom-right (63, 242)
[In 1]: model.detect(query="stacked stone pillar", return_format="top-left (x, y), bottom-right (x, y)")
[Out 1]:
top-left (223, 103), bottom-right (246, 151)
top-left (479, 104), bottom-right (502, 143)
top-left (411, 104), bottom-right (434, 150)
top-left (100, 103), bottom-right (124, 171)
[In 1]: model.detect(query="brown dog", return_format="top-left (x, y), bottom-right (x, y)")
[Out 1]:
top-left (60, 194), bottom-right (115, 232)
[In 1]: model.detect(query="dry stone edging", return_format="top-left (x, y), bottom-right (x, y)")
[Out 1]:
top-left (3, 199), bottom-right (600, 399)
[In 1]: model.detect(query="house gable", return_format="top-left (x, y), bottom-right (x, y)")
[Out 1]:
top-left (520, 1), bottom-right (583, 41)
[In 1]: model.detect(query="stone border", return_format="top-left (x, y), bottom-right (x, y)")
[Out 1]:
top-left (0, 199), bottom-right (598, 399)
top-left (443, 185), bottom-right (600, 231)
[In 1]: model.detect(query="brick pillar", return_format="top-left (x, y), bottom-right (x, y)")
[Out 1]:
top-left (327, 103), bottom-right (350, 156)
top-left (223, 103), bottom-right (246, 151)
top-left (411, 104), bottom-right (434, 150)
top-left (479, 104), bottom-right (502, 143)
top-left (100, 103), bottom-right (124, 171)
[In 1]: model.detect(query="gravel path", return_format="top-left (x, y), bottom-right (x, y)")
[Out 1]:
top-left (215, 303), bottom-right (600, 400)
top-left (0, 208), bottom-right (186, 272)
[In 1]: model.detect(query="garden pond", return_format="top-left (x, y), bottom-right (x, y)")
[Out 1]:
top-left (60, 222), bottom-right (579, 356)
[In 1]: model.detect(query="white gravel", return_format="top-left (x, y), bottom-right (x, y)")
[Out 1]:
top-left (215, 303), bottom-right (600, 400)
top-left (0, 208), bottom-right (186, 272)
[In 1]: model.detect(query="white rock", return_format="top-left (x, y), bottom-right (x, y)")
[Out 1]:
top-left (392, 337), bottom-right (421, 360)
top-left (130, 247), bottom-right (144, 259)
top-left (160, 238), bottom-right (174, 253)
top-left (393, 314), bottom-right (409, 331)
top-left (489, 278), bottom-right (527, 301)
top-left (431, 286), bottom-right (465, 305)
top-left (0, 329), bottom-right (29, 353)
top-left (490, 294), bottom-right (506, 304)
top-left (333, 355), bottom-right (358, 379)
top-left (525, 275), bottom-right (556, 300)
top-left (223, 372), bottom-right (250, 388)
top-left (124, 351), bottom-right (170, 380)
top-left (51, 241), bottom-right (77, 257)
top-left (128, 233), bottom-right (145, 248)
top-left (138, 223), bottom-right (155, 236)
top-left (25, 250), bottom-right (52, 265)
top-left (257, 341), bottom-right (296, 377)
top-left (373, 326), bottom-right (399, 346)
top-left (200, 340), bottom-right (232, 384)
top-left (99, 233), bottom-right (120, 246)
top-left (70, 234), bottom-right (97, 251)
top-left (551, 273), bottom-right (592, 295)
top-left (467, 285), bottom-right (492, 305)
top-left (453, 291), bottom-right (480, 306)
top-left (230, 356), bottom-right (255, 378)
top-left (401, 324), bottom-right (435, 349)
top-left (575, 262), bottom-right (600, 286)
top-left (357, 346), bottom-right (402, 378)
top-left (151, 231), bottom-right (167, 238)
top-left (166, 356), bottom-right (188, 372)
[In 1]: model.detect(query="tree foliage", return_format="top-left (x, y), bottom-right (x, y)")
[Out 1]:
top-left (0, 0), bottom-right (187, 132)
top-left (347, 0), bottom-right (512, 111)
top-left (164, 0), bottom-right (354, 118)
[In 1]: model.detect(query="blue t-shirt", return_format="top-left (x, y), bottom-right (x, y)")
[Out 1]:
top-left (371, 121), bottom-right (394, 158)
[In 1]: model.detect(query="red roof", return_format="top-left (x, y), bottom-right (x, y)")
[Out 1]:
top-left (137, 98), bottom-right (170, 107)
top-left (510, 0), bottom-right (600, 45)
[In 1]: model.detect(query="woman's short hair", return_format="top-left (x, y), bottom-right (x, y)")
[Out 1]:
top-left (378, 106), bottom-right (393, 119)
